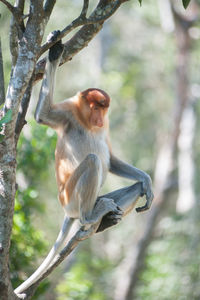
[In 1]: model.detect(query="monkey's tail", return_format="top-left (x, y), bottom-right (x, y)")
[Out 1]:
top-left (14, 216), bottom-right (74, 295)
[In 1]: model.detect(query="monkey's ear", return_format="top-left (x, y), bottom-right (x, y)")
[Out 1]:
top-left (48, 30), bottom-right (64, 62)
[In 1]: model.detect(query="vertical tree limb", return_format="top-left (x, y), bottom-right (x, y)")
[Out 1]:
top-left (15, 76), bottom-right (33, 145)
top-left (0, 37), bottom-right (5, 105)
top-left (9, 0), bottom-right (25, 67)
top-left (0, 3), bottom-right (47, 299)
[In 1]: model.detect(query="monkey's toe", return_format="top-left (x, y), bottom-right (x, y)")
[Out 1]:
top-left (96, 209), bottom-right (123, 233)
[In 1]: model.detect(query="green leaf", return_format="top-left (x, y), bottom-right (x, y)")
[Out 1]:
top-left (138, 0), bottom-right (142, 6)
top-left (0, 134), bottom-right (4, 142)
top-left (0, 109), bottom-right (12, 126)
top-left (182, 0), bottom-right (191, 9)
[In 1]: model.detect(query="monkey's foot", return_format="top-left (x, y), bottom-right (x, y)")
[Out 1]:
top-left (96, 209), bottom-right (123, 232)
top-left (80, 198), bottom-right (123, 229)
top-left (47, 30), bottom-right (64, 62)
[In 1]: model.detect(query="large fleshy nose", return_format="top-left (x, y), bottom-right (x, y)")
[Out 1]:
top-left (96, 118), bottom-right (103, 127)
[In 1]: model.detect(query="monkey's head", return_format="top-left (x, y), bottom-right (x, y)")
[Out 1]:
top-left (80, 88), bottom-right (110, 128)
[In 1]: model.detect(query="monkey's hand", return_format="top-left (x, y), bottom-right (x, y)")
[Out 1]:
top-left (136, 173), bottom-right (154, 213)
top-left (47, 30), bottom-right (64, 62)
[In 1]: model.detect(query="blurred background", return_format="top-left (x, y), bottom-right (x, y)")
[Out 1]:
top-left (1, 0), bottom-right (200, 299)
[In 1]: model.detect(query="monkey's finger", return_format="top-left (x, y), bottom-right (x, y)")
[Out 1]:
top-left (106, 211), bottom-right (123, 218)
top-left (113, 207), bottom-right (123, 215)
top-left (111, 218), bottom-right (122, 224)
top-left (106, 216), bottom-right (122, 222)
top-left (106, 211), bottom-right (123, 217)
top-left (48, 31), bottom-right (64, 62)
top-left (135, 193), bottom-right (154, 213)
top-left (135, 203), bottom-right (149, 213)
top-left (47, 30), bottom-right (61, 43)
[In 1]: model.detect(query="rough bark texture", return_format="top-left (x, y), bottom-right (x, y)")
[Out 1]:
top-left (0, 3), bottom-right (46, 298)
top-left (0, 39), bottom-right (5, 105)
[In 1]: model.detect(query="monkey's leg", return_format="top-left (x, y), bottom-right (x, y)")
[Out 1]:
top-left (64, 154), bottom-right (122, 228)
top-left (96, 182), bottom-right (143, 232)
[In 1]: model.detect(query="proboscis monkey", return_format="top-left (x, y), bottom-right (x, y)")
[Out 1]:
top-left (15, 31), bottom-right (153, 295)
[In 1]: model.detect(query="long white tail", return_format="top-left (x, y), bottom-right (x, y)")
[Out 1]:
top-left (15, 216), bottom-right (74, 295)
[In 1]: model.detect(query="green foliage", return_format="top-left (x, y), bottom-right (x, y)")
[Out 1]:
top-left (182, 0), bottom-right (191, 9)
top-left (17, 121), bottom-right (56, 183)
top-left (10, 122), bottom-right (57, 296)
top-left (56, 251), bottom-right (113, 300)
top-left (0, 106), bottom-right (12, 142)
top-left (10, 193), bottom-right (47, 288)
top-left (135, 212), bottom-right (200, 300)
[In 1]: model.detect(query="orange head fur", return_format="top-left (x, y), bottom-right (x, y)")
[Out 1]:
top-left (81, 88), bottom-right (110, 108)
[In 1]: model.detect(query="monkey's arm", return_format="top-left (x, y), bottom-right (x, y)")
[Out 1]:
top-left (109, 153), bottom-right (154, 212)
top-left (35, 31), bottom-right (67, 128)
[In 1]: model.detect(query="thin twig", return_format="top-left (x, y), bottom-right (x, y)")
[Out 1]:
top-left (0, 0), bottom-right (24, 29)
top-left (0, 0), bottom-right (15, 14)
top-left (81, 0), bottom-right (89, 18)
top-left (34, 21), bottom-right (104, 83)
top-left (43, 0), bottom-right (56, 18)
top-left (40, 0), bottom-right (123, 56)
top-left (17, 0), bottom-right (25, 16)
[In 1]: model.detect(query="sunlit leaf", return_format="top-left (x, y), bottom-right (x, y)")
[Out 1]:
top-left (182, 0), bottom-right (191, 9)
top-left (0, 109), bottom-right (12, 126)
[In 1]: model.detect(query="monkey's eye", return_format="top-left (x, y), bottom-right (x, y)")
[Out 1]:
top-left (93, 106), bottom-right (99, 110)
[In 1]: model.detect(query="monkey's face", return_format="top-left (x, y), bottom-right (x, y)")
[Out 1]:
top-left (89, 103), bottom-right (108, 128)
top-left (81, 88), bottom-right (110, 128)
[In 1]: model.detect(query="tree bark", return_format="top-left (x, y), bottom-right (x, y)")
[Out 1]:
top-left (0, 39), bottom-right (5, 105)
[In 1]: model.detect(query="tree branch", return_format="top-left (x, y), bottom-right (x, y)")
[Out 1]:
top-left (9, 17), bottom-right (19, 67)
top-left (34, 22), bottom-right (103, 83)
top-left (81, 0), bottom-right (89, 18)
top-left (15, 76), bottom-right (33, 145)
top-left (15, 223), bottom-right (99, 299)
top-left (9, 0), bottom-right (26, 66)
top-left (43, 0), bottom-right (56, 18)
top-left (0, 0), bottom-right (15, 15)
top-left (0, 0), bottom-right (25, 31)
top-left (40, 0), bottom-right (123, 57)
top-left (0, 38), bottom-right (5, 105)
top-left (17, 0), bottom-right (25, 13)
top-left (34, 0), bottom-right (124, 83)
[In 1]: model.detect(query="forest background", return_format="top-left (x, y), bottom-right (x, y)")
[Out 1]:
top-left (1, 0), bottom-right (200, 299)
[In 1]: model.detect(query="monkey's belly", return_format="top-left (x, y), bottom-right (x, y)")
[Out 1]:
top-left (61, 142), bottom-right (110, 183)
